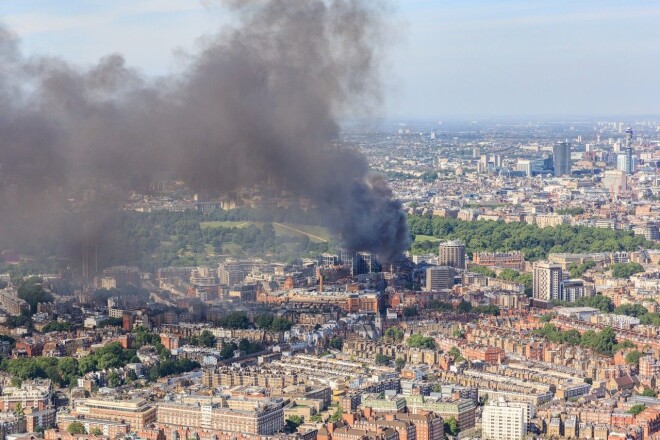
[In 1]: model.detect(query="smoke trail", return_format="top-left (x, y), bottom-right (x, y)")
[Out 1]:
top-left (0, 0), bottom-right (410, 264)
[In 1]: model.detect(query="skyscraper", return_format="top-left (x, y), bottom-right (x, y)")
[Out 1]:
top-left (438, 240), bottom-right (466, 270)
top-left (532, 261), bottom-right (563, 302)
top-left (552, 141), bottom-right (571, 177)
top-left (623, 127), bottom-right (634, 174)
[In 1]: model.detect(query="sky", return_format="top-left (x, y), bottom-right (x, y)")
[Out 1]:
top-left (0, 0), bottom-right (658, 119)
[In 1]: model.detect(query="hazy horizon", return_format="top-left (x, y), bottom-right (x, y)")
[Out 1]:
top-left (1, 0), bottom-right (659, 119)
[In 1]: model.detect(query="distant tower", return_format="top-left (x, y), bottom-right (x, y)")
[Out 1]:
top-left (438, 240), bottom-right (466, 270)
top-left (552, 141), bottom-right (571, 177)
top-left (624, 127), bottom-right (634, 175)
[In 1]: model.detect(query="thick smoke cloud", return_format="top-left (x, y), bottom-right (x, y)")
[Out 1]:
top-left (0, 0), bottom-right (410, 264)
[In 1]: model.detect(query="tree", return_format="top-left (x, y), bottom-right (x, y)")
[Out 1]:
top-left (428, 300), bottom-right (453, 312)
top-left (385, 327), bottom-right (404, 342)
top-left (15, 402), bottom-right (23, 416)
top-left (286, 415), bottom-right (304, 432)
top-left (611, 262), bottom-right (645, 279)
top-left (539, 313), bottom-right (554, 323)
top-left (329, 406), bottom-right (343, 423)
top-left (375, 354), bottom-right (391, 365)
top-left (457, 301), bottom-right (472, 313)
top-left (444, 416), bottom-right (460, 436)
top-left (90, 428), bottom-right (103, 436)
top-left (629, 404), bottom-right (647, 415)
top-left (217, 312), bottom-right (250, 329)
top-left (625, 350), bottom-right (643, 367)
top-left (108, 371), bottom-right (121, 388)
top-left (448, 347), bottom-right (461, 359)
top-left (198, 330), bottom-right (216, 348)
top-left (67, 422), bottom-right (86, 435)
top-left (614, 304), bottom-right (649, 318)
top-left (473, 304), bottom-right (500, 316)
top-left (17, 278), bottom-right (53, 314)
top-left (255, 314), bottom-right (274, 329)
top-left (642, 388), bottom-right (656, 397)
top-left (403, 306), bottom-right (418, 318)
top-left (407, 334), bottom-right (436, 349)
top-left (395, 357), bottom-right (406, 371)
top-left (328, 337), bottom-right (343, 350)
top-left (270, 317), bottom-right (293, 332)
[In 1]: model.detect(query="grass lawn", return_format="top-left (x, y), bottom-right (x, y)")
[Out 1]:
top-left (200, 221), bottom-right (331, 243)
top-left (414, 234), bottom-right (440, 243)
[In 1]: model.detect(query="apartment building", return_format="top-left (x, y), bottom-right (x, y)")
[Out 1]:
top-left (72, 398), bottom-right (157, 431)
top-left (157, 397), bottom-right (283, 436)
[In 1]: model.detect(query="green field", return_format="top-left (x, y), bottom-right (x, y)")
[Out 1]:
top-left (200, 221), bottom-right (255, 229)
top-left (200, 221), bottom-right (331, 243)
top-left (414, 234), bottom-right (441, 243)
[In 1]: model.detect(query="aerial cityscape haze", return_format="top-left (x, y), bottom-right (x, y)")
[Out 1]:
top-left (0, 2), bottom-right (659, 440)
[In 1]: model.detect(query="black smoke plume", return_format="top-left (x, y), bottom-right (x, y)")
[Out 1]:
top-left (0, 0), bottom-right (410, 266)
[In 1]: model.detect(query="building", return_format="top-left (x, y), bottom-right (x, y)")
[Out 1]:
top-left (516, 160), bottom-right (532, 177)
top-left (99, 266), bottom-right (141, 289)
top-left (560, 279), bottom-right (590, 302)
top-left (552, 142), bottom-right (571, 177)
top-left (622, 127), bottom-right (634, 174)
top-left (532, 262), bottom-right (563, 302)
top-left (482, 400), bottom-right (527, 440)
top-left (473, 252), bottom-right (525, 270)
top-left (0, 288), bottom-right (30, 316)
top-left (602, 170), bottom-right (628, 195)
top-left (0, 380), bottom-right (51, 412)
top-left (394, 413), bottom-right (445, 440)
top-left (438, 241), bottom-right (466, 270)
top-left (425, 266), bottom-right (455, 291)
top-left (72, 398), bottom-right (157, 431)
top-left (340, 251), bottom-right (380, 276)
top-left (157, 397), bottom-right (284, 436)
top-left (639, 356), bottom-right (660, 377)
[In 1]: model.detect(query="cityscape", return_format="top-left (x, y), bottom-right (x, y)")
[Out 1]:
top-left (0, 2), bottom-right (659, 440)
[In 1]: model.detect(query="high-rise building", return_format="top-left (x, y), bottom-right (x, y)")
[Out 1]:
top-left (619, 127), bottom-right (635, 174)
top-left (425, 266), bottom-right (455, 291)
top-left (560, 279), bottom-right (590, 302)
top-left (516, 159), bottom-right (532, 177)
top-left (482, 400), bottom-right (527, 440)
top-left (339, 250), bottom-right (379, 276)
top-left (438, 241), bottom-right (466, 270)
top-left (532, 261), bottom-right (563, 302)
top-left (552, 142), bottom-right (571, 177)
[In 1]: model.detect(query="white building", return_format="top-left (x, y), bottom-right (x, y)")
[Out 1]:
top-left (482, 400), bottom-right (528, 440)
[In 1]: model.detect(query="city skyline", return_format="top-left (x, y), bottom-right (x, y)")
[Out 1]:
top-left (0, 0), bottom-right (659, 118)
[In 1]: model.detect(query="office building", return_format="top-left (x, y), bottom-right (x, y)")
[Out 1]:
top-left (482, 400), bottom-right (527, 440)
top-left (532, 262), bottom-right (563, 302)
top-left (425, 266), bottom-right (455, 291)
top-left (340, 250), bottom-right (379, 276)
top-left (516, 159), bottom-right (532, 177)
top-left (438, 241), bottom-right (466, 270)
top-left (552, 142), bottom-right (571, 177)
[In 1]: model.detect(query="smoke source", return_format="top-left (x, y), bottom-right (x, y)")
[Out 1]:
top-left (0, 0), bottom-right (410, 264)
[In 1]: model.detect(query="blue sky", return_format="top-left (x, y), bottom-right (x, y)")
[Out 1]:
top-left (1, 0), bottom-right (659, 118)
